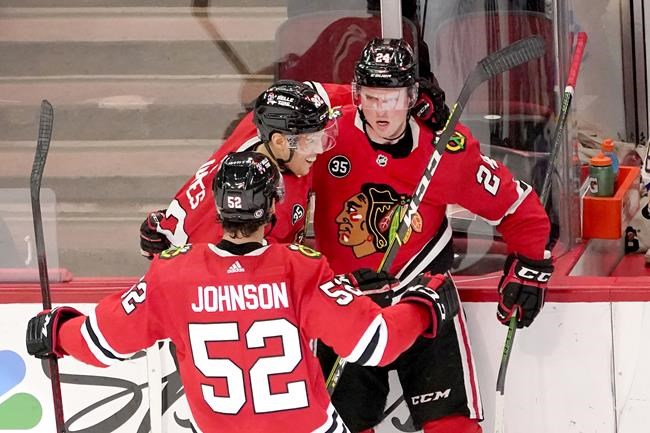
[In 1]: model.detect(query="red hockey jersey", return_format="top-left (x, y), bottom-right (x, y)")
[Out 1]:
top-left (311, 105), bottom-right (550, 288)
top-left (157, 113), bottom-right (313, 246)
top-left (155, 82), bottom-right (351, 247)
top-left (57, 242), bottom-right (430, 433)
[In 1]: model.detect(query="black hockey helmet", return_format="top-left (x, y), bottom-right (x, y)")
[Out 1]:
top-left (254, 80), bottom-right (331, 143)
top-left (354, 38), bottom-right (417, 88)
top-left (213, 151), bottom-right (285, 223)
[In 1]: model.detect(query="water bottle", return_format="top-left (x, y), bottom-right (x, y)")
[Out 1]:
top-left (588, 153), bottom-right (615, 197)
top-left (600, 139), bottom-right (619, 178)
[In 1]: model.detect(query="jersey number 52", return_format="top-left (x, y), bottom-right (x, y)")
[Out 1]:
top-left (189, 318), bottom-right (307, 414)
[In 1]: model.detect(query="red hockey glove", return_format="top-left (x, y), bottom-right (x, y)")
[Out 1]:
top-left (139, 210), bottom-right (171, 259)
top-left (346, 268), bottom-right (399, 307)
top-left (497, 253), bottom-right (554, 328)
top-left (26, 306), bottom-right (83, 359)
top-left (400, 272), bottom-right (459, 338)
top-left (410, 77), bottom-right (450, 133)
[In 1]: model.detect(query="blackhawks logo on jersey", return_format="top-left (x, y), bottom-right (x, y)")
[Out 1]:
top-left (287, 243), bottom-right (322, 259)
top-left (336, 183), bottom-right (422, 258)
top-left (445, 131), bottom-right (466, 153)
top-left (159, 244), bottom-right (192, 259)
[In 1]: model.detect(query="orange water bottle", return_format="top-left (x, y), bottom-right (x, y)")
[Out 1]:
top-left (600, 139), bottom-right (619, 178)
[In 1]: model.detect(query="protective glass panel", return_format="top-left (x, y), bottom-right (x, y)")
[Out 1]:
top-left (0, 188), bottom-right (60, 282)
top-left (0, 1), bottom-right (629, 279)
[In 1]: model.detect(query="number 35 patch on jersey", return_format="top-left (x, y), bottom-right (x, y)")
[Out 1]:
top-left (328, 155), bottom-right (351, 178)
top-left (287, 243), bottom-right (322, 259)
top-left (292, 204), bottom-right (305, 225)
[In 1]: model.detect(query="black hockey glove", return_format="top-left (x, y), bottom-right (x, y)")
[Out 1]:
top-left (346, 268), bottom-right (398, 307)
top-left (140, 210), bottom-right (171, 260)
top-left (26, 306), bottom-right (83, 359)
top-left (411, 77), bottom-right (450, 133)
top-left (400, 272), bottom-right (459, 338)
top-left (497, 253), bottom-right (554, 328)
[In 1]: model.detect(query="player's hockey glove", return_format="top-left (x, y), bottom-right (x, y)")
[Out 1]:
top-left (26, 306), bottom-right (83, 359)
top-left (140, 210), bottom-right (171, 259)
top-left (346, 268), bottom-right (398, 307)
top-left (497, 253), bottom-right (554, 328)
top-left (411, 77), bottom-right (450, 133)
top-left (400, 272), bottom-right (459, 338)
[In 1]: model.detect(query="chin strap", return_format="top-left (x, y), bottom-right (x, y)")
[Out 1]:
top-left (358, 108), bottom-right (409, 143)
top-left (263, 140), bottom-right (295, 168)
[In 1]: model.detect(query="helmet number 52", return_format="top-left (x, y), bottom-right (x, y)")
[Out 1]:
top-left (227, 196), bottom-right (242, 209)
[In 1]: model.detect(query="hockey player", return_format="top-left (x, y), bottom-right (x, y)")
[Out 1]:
top-left (310, 38), bottom-right (554, 433)
top-left (138, 78), bottom-right (443, 256)
top-left (26, 152), bottom-right (462, 433)
top-left (139, 79), bottom-right (342, 257)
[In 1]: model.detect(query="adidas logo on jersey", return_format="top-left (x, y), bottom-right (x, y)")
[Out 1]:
top-left (227, 261), bottom-right (245, 274)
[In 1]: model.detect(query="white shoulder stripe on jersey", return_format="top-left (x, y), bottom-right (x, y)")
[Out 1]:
top-left (344, 314), bottom-right (388, 366)
top-left (304, 81), bottom-right (332, 108)
top-left (80, 310), bottom-right (138, 366)
top-left (482, 180), bottom-right (533, 226)
top-left (312, 403), bottom-right (350, 433)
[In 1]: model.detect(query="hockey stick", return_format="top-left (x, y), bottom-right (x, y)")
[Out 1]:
top-left (30, 100), bottom-right (66, 433)
top-left (493, 314), bottom-right (516, 433)
top-left (539, 32), bottom-right (588, 205)
top-left (191, 0), bottom-right (251, 75)
top-left (325, 36), bottom-right (547, 396)
top-left (494, 32), bottom-right (587, 433)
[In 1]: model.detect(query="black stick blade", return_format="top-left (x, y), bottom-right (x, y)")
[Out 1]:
top-left (30, 100), bottom-right (54, 198)
top-left (479, 35), bottom-right (546, 78)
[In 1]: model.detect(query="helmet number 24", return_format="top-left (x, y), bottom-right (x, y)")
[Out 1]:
top-left (375, 53), bottom-right (391, 64)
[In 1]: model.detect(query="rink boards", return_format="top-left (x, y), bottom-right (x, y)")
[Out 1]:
top-left (2, 282), bottom-right (650, 433)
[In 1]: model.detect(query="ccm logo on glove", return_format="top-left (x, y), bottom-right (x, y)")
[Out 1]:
top-left (497, 253), bottom-right (554, 328)
top-left (515, 264), bottom-right (552, 282)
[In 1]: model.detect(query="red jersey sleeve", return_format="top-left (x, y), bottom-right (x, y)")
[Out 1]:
top-left (294, 252), bottom-right (429, 366)
top-left (435, 123), bottom-right (550, 259)
top-left (154, 113), bottom-right (260, 247)
top-left (58, 268), bottom-right (168, 367)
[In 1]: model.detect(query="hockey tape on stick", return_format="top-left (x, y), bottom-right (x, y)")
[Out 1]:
top-left (325, 36), bottom-right (546, 396)
top-left (30, 100), bottom-right (67, 433)
top-left (540, 32), bottom-right (588, 206)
